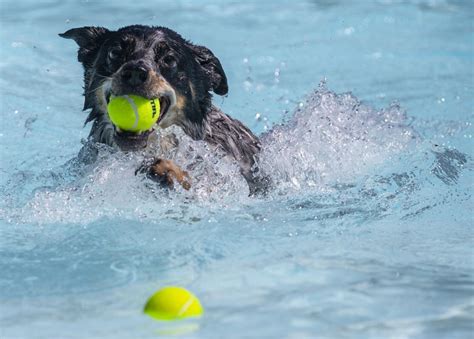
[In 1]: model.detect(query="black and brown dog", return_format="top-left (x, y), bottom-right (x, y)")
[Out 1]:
top-left (60, 25), bottom-right (270, 195)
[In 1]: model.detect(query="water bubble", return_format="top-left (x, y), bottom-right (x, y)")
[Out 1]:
top-left (341, 27), bottom-right (355, 36)
top-left (371, 52), bottom-right (383, 59)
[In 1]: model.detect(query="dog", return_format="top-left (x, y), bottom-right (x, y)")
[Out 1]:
top-left (60, 25), bottom-right (270, 195)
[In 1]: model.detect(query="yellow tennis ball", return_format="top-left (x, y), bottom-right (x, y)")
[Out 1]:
top-left (107, 95), bottom-right (160, 133)
top-left (144, 286), bottom-right (204, 321)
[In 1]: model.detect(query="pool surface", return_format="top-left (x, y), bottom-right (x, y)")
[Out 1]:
top-left (1, 0), bottom-right (473, 338)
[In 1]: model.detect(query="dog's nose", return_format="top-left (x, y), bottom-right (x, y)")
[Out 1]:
top-left (121, 66), bottom-right (149, 86)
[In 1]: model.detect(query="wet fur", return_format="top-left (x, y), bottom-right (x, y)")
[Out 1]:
top-left (60, 25), bottom-right (270, 195)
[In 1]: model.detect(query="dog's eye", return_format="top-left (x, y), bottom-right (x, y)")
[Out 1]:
top-left (108, 47), bottom-right (122, 61)
top-left (163, 55), bottom-right (177, 68)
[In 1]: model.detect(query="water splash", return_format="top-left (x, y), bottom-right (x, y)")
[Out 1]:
top-left (259, 83), bottom-right (417, 193)
top-left (0, 85), bottom-right (469, 225)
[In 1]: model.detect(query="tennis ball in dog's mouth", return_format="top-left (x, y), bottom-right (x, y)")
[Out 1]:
top-left (144, 286), bottom-right (203, 321)
top-left (107, 95), bottom-right (160, 133)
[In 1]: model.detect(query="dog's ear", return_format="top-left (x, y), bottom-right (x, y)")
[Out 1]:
top-left (59, 27), bottom-right (109, 65)
top-left (190, 45), bottom-right (228, 96)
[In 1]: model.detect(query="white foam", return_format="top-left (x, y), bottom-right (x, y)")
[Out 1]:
top-left (259, 82), bottom-right (415, 193)
top-left (1, 84), bottom-right (415, 225)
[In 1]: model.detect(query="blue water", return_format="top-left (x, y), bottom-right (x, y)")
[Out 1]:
top-left (1, 1), bottom-right (473, 338)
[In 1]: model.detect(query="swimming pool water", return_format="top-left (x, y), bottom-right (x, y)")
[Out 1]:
top-left (0, 1), bottom-right (473, 338)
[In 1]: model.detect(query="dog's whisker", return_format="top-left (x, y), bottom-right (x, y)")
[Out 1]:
top-left (95, 74), bottom-right (113, 80)
top-left (85, 84), bottom-right (106, 95)
top-left (85, 80), bottom-right (111, 95)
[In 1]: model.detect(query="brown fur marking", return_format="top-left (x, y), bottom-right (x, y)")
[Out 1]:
top-left (151, 159), bottom-right (191, 190)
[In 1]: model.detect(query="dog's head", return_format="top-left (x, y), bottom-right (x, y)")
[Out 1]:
top-left (60, 25), bottom-right (228, 150)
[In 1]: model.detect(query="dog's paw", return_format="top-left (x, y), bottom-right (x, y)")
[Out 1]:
top-left (140, 158), bottom-right (191, 190)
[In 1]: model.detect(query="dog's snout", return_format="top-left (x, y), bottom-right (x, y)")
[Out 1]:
top-left (121, 65), bottom-right (149, 86)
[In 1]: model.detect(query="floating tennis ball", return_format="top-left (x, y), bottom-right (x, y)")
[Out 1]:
top-left (144, 286), bottom-right (203, 321)
top-left (107, 95), bottom-right (160, 133)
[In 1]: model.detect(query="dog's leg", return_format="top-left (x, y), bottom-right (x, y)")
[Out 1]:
top-left (150, 159), bottom-right (191, 190)
top-left (137, 159), bottom-right (191, 190)
top-left (202, 106), bottom-right (272, 196)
